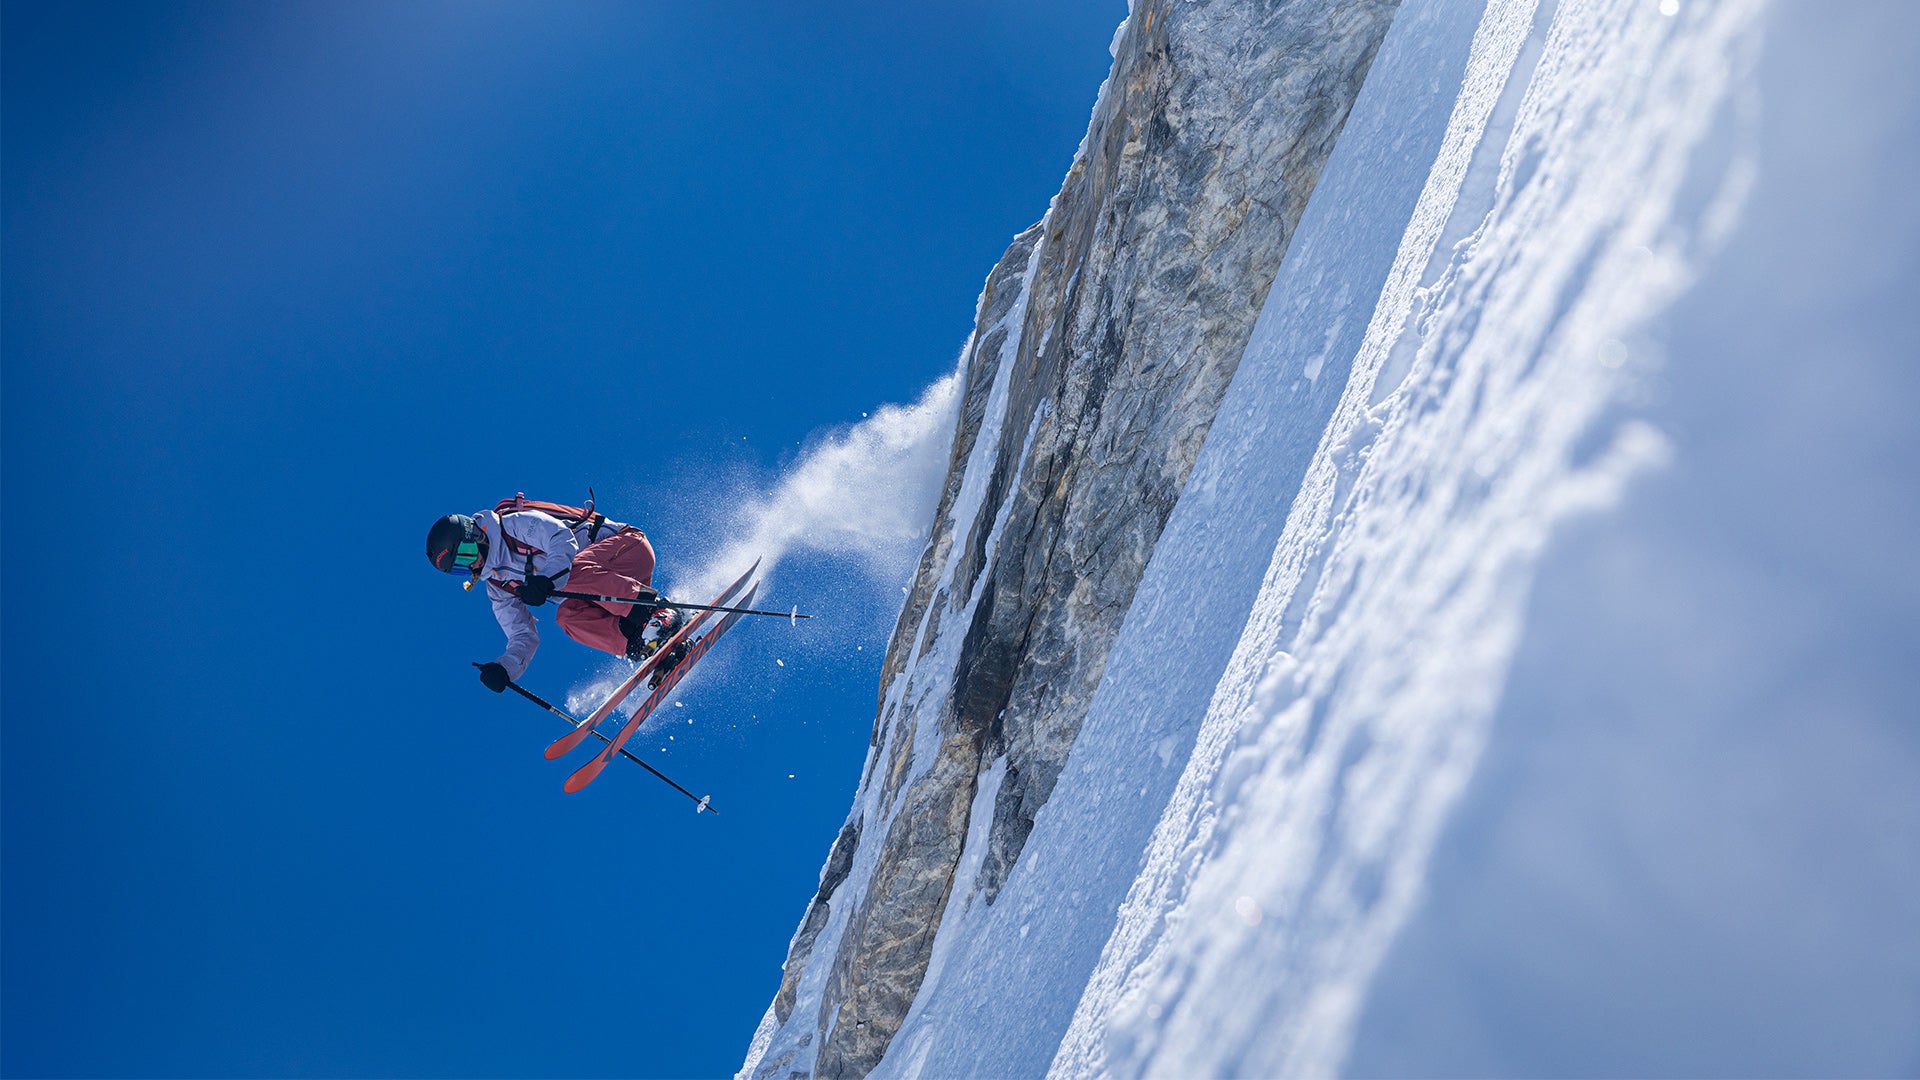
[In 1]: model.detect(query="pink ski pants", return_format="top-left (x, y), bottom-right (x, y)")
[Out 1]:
top-left (556, 530), bottom-right (657, 658)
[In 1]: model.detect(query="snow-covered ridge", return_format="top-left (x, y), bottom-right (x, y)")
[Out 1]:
top-left (742, 0), bottom-right (1399, 1074)
top-left (752, 0), bottom-right (1919, 1076)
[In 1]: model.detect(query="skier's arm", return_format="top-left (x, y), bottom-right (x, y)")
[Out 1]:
top-left (488, 584), bottom-right (540, 680)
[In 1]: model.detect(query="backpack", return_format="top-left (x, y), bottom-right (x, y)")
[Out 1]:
top-left (493, 489), bottom-right (618, 544)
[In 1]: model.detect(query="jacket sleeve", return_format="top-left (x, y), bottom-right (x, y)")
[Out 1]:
top-left (484, 511), bottom-right (581, 680)
top-left (488, 583), bottom-right (540, 681)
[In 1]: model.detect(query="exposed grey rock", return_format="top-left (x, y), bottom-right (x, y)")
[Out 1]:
top-left (773, 817), bottom-right (861, 1026)
top-left (746, 1), bottom-right (1400, 1076)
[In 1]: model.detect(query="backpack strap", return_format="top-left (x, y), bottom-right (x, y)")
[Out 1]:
top-left (497, 506), bottom-right (587, 590)
top-left (500, 490), bottom-right (606, 531)
top-left (583, 486), bottom-right (606, 543)
top-left (494, 489), bottom-right (612, 545)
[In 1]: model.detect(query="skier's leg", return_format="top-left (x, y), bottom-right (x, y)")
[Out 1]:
top-left (556, 530), bottom-right (660, 659)
top-left (565, 530), bottom-right (657, 610)
top-left (556, 597), bottom-right (631, 656)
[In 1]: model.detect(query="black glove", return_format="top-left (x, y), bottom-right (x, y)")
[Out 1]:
top-left (477, 662), bottom-right (510, 693)
top-left (518, 575), bottom-right (556, 607)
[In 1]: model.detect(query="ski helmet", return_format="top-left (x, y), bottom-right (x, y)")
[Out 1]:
top-left (427, 514), bottom-right (485, 574)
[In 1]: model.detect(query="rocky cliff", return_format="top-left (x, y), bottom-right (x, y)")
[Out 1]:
top-left (742, 1), bottom-right (1400, 1075)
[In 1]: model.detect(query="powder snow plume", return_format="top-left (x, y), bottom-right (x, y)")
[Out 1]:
top-left (563, 369), bottom-right (961, 718)
top-left (678, 370), bottom-right (961, 603)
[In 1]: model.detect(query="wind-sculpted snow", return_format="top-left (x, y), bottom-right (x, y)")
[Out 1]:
top-left (1043, 0), bottom-right (1771, 1070)
top-left (1343, 5), bottom-right (1920, 1074)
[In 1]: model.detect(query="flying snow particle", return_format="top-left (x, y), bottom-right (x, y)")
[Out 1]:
top-left (788, 773), bottom-right (795, 779)
top-left (1659, 0), bottom-right (1679, 14)
top-left (1235, 896), bottom-right (1264, 926)
top-left (776, 659), bottom-right (785, 667)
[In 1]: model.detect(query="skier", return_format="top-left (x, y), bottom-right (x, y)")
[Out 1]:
top-left (426, 497), bottom-right (687, 693)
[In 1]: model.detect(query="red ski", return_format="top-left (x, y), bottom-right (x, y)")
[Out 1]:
top-left (564, 583), bottom-right (759, 794)
top-left (542, 559), bottom-right (760, 761)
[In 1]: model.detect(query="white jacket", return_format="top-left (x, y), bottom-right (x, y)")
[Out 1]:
top-left (474, 507), bottom-right (628, 679)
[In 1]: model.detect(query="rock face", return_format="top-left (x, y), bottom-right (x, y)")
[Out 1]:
top-left (744, 0), bottom-right (1400, 1075)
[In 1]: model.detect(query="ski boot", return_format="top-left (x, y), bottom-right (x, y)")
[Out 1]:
top-left (620, 592), bottom-right (666, 661)
top-left (621, 598), bottom-right (686, 666)
top-left (649, 632), bottom-right (691, 688)
top-left (645, 604), bottom-right (691, 687)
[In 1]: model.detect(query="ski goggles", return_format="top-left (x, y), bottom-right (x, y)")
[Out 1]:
top-left (450, 540), bottom-right (483, 571)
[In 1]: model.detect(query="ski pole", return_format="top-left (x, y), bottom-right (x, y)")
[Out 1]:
top-left (476, 664), bottom-right (718, 815)
top-left (545, 589), bottom-right (812, 621)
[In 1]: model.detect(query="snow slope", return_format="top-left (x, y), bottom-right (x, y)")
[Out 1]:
top-left (1345, 4), bottom-right (1920, 1074)
top-left (817, 0), bottom-right (1912, 1068)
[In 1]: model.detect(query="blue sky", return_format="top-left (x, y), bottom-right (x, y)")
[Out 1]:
top-left (2, 2), bottom-right (1123, 1075)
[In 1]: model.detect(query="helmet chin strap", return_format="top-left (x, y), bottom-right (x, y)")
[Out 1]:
top-left (462, 555), bottom-right (485, 591)
top-left (462, 525), bottom-right (490, 591)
